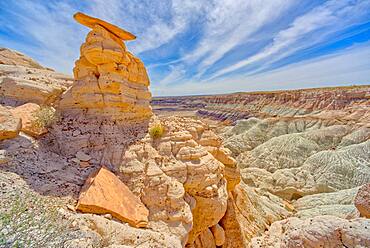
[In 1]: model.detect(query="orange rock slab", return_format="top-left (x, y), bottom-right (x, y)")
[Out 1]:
top-left (74, 12), bottom-right (136, 41)
top-left (76, 166), bottom-right (149, 228)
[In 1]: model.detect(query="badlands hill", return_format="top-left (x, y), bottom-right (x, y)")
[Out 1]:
top-left (1, 12), bottom-right (370, 248)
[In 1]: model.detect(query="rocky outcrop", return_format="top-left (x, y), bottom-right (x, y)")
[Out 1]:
top-left (117, 116), bottom-right (239, 247)
top-left (0, 48), bottom-right (72, 106)
top-left (355, 183), bottom-right (370, 218)
top-left (58, 13), bottom-right (151, 121)
top-left (0, 105), bottom-right (21, 140)
top-left (76, 166), bottom-right (149, 228)
top-left (51, 13), bottom-right (152, 165)
top-left (237, 124), bottom-right (351, 172)
top-left (250, 216), bottom-right (370, 248)
top-left (0, 48), bottom-right (43, 69)
top-left (45, 13), bottom-right (242, 248)
top-left (220, 182), bottom-right (292, 247)
top-left (223, 117), bottom-right (331, 157)
top-left (220, 110), bottom-right (369, 247)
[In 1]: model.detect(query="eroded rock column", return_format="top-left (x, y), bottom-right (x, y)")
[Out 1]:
top-left (51, 13), bottom-right (152, 166)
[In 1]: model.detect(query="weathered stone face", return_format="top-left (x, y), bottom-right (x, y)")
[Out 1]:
top-left (59, 23), bottom-right (152, 122)
top-left (51, 14), bottom-right (152, 165)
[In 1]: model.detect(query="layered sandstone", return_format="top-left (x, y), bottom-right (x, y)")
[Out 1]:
top-left (51, 13), bottom-right (152, 164)
top-left (0, 48), bottom-right (72, 106)
top-left (153, 85), bottom-right (370, 126)
top-left (0, 47), bottom-right (43, 68)
top-left (59, 13), bottom-right (151, 121)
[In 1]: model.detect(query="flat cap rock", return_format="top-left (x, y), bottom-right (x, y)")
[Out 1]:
top-left (76, 166), bottom-right (149, 227)
top-left (74, 12), bottom-right (136, 40)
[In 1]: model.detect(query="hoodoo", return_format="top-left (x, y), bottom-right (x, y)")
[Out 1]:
top-left (59, 12), bottom-right (151, 121)
top-left (54, 12), bottom-right (152, 165)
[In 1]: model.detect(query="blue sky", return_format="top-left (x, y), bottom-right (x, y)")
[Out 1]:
top-left (1, 0), bottom-right (369, 96)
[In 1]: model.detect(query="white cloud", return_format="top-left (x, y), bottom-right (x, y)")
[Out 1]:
top-left (156, 0), bottom-right (296, 85)
top-left (152, 43), bottom-right (370, 96)
top-left (191, 0), bottom-right (294, 78)
top-left (207, 0), bottom-right (370, 80)
top-left (88, 0), bottom-right (206, 54)
top-left (0, 0), bottom-right (86, 74)
top-left (158, 65), bottom-right (186, 86)
top-left (1, 0), bottom-right (369, 94)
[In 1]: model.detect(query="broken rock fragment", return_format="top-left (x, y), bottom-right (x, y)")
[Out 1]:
top-left (10, 103), bottom-right (48, 137)
top-left (76, 166), bottom-right (149, 228)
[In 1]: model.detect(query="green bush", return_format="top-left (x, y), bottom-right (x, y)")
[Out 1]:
top-left (149, 123), bottom-right (164, 139)
top-left (31, 106), bottom-right (56, 129)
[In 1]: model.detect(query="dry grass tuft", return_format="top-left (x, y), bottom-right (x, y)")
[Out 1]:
top-left (149, 123), bottom-right (164, 139)
top-left (31, 106), bottom-right (56, 129)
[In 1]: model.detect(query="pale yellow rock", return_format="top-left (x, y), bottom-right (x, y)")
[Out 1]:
top-left (117, 116), bottom-right (239, 247)
top-left (250, 216), bottom-right (370, 248)
top-left (0, 105), bottom-right (21, 140)
top-left (51, 13), bottom-right (153, 165)
top-left (0, 48), bottom-right (72, 106)
top-left (10, 103), bottom-right (48, 137)
top-left (221, 182), bottom-right (292, 247)
top-left (59, 14), bottom-right (152, 123)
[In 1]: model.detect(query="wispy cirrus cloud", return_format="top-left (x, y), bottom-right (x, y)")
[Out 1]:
top-left (0, 0), bottom-right (369, 95)
top-left (153, 42), bottom-right (370, 96)
top-left (206, 0), bottom-right (370, 81)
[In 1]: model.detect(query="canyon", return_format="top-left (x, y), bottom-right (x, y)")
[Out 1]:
top-left (0, 12), bottom-right (369, 248)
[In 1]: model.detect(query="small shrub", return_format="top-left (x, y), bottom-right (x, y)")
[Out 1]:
top-left (31, 106), bottom-right (56, 129)
top-left (149, 123), bottom-right (164, 139)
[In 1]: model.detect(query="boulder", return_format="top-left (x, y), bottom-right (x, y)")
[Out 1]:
top-left (76, 166), bottom-right (149, 228)
top-left (75, 151), bottom-right (91, 162)
top-left (355, 183), bottom-right (370, 218)
top-left (0, 105), bottom-right (21, 140)
top-left (10, 103), bottom-right (48, 137)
